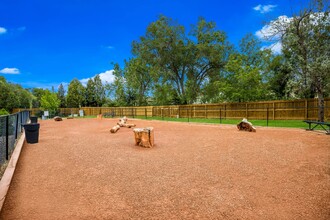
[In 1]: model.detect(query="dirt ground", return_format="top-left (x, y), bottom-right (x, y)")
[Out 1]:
top-left (0, 118), bottom-right (329, 219)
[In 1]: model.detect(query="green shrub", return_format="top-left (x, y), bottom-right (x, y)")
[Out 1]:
top-left (0, 108), bottom-right (9, 115)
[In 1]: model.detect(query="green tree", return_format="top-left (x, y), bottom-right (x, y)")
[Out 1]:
top-left (85, 78), bottom-right (96, 106)
top-left (40, 90), bottom-right (60, 116)
top-left (0, 77), bottom-right (34, 112)
top-left (57, 83), bottom-right (66, 108)
top-left (124, 57), bottom-right (153, 106)
top-left (31, 88), bottom-right (47, 108)
top-left (94, 75), bottom-right (106, 107)
top-left (268, 0), bottom-right (330, 121)
top-left (211, 34), bottom-right (272, 102)
top-left (66, 79), bottom-right (85, 108)
top-left (266, 55), bottom-right (292, 99)
top-left (112, 64), bottom-right (128, 106)
top-left (132, 16), bottom-right (232, 104)
top-left (85, 75), bottom-right (106, 107)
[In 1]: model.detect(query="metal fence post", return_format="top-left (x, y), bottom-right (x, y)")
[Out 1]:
top-left (187, 109), bottom-right (189, 122)
top-left (5, 116), bottom-right (9, 160)
top-left (145, 108), bottom-right (147, 119)
top-left (15, 113), bottom-right (19, 139)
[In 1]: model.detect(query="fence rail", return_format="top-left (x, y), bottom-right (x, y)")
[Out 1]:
top-left (13, 98), bottom-right (330, 121)
top-left (0, 111), bottom-right (30, 168)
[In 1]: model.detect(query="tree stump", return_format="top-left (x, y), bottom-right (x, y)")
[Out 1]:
top-left (237, 118), bottom-right (256, 132)
top-left (133, 127), bottom-right (154, 148)
top-left (97, 114), bottom-right (103, 119)
top-left (54, 116), bottom-right (63, 121)
top-left (110, 125), bottom-right (120, 133)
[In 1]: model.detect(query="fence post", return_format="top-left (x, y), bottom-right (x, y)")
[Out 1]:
top-left (161, 108), bottom-right (164, 120)
top-left (266, 107), bottom-right (269, 127)
top-left (246, 103), bottom-right (248, 119)
top-left (6, 116), bottom-right (9, 160)
top-left (187, 109), bottom-right (189, 122)
top-left (220, 108), bottom-right (222, 124)
top-left (15, 113), bottom-right (19, 139)
top-left (224, 104), bottom-right (226, 119)
top-left (305, 99), bottom-right (308, 120)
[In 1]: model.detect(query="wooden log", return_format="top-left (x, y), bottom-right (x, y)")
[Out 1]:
top-left (110, 125), bottom-right (120, 133)
top-left (123, 123), bottom-right (136, 128)
top-left (237, 118), bottom-right (256, 132)
top-left (133, 127), bottom-right (154, 148)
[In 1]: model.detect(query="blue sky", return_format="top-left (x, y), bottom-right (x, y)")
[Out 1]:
top-left (0, 0), bottom-right (308, 90)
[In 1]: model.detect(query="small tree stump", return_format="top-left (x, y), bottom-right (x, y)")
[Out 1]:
top-left (110, 125), bottom-right (120, 133)
top-left (237, 118), bottom-right (256, 132)
top-left (133, 127), bottom-right (154, 148)
top-left (97, 114), bottom-right (103, 119)
top-left (54, 116), bottom-right (63, 121)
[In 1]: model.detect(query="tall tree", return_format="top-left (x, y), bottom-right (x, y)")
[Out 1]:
top-left (132, 16), bottom-right (232, 104)
top-left (31, 88), bottom-right (47, 108)
top-left (93, 74), bottom-right (106, 107)
top-left (66, 79), bottom-right (85, 108)
top-left (112, 64), bottom-right (128, 106)
top-left (57, 83), bottom-right (66, 108)
top-left (124, 57), bottom-right (153, 106)
top-left (0, 77), bottom-right (34, 112)
top-left (85, 78), bottom-right (96, 106)
top-left (219, 34), bottom-right (272, 102)
top-left (264, 0), bottom-right (329, 121)
top-left (40, 90), bottom-right (60, 116)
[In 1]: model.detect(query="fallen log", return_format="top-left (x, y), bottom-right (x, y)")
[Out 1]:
top-left (117, 116), bottom-right (135, 127)
top-left (237, 118), bottom-right (256, 132)
top-left (110, 125), bottom-right (120, 133)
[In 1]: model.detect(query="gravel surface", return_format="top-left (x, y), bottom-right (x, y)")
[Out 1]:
top-left (0, 118), bottom-right (329, 219)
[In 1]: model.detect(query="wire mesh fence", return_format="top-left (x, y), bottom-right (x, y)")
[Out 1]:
top-left (94, 106), bottom-right (328, 130)
top-left (0, 110), bottom-right (30, 166)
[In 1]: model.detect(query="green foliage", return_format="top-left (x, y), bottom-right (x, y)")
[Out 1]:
top-left (57, 83), bottom-right (66, 108)
top-left (112, 64), bottom-right (128, 106)
top-left (124, 57), bottom-right (153, 106)
top-left (66, 79), bottom-right (85, 108)
top-left (131, 15), bottom-right (232, 104)
top-left (93, 75), bottom-right (106, 107)
top-left (0, 76), bottom-right (34, 112)
top-left (0, 108), bottom-right (9, 115)
top-left (40, 90), bottom-right (61, 113)
top-left (278, 0), bottom-right (330, 120)
top-left (31, 88), bottom-right (47, 108)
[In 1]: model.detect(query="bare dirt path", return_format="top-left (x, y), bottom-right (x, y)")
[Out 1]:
top-left (0, 118), bottom-right (329, 219)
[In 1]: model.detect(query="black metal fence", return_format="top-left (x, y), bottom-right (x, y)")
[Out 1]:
top-left (0, 110), bottom-right (30, 166)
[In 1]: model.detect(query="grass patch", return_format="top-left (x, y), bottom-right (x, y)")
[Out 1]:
top-left (134, 116), bottom-right (309, 129)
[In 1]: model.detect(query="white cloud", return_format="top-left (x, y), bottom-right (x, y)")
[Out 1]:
top-left (255, 15), bottom-right (292, 40)
top-left (0, 67), bottom-right (20, 74)
top-left (0, 27), bottom-right (7, 35)
top-left (253, 4), bottom-right (277, 14)
top-left (80, 70), bottom-right (115, 86)
top-left (262, 41), bottom-right (282, 54)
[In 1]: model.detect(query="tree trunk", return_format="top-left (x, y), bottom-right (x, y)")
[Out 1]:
top-left (317, 91), bottom-right (324, 122)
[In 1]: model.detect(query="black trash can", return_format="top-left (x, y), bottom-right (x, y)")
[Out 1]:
top-left (23, 123), bottom-right (40, 144)
top-left (30, 116), bottom-right (38, 123)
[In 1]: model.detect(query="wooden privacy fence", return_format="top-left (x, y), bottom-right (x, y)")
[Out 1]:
top-left (13, 98), bottom-right (330, 121)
